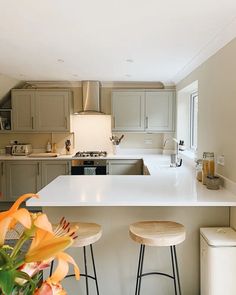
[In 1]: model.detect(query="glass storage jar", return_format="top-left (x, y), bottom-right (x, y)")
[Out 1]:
top-left (202, 152), bottom-right (215, 185)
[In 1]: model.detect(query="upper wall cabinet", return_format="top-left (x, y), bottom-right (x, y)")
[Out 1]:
top-left (145, 91), bottom-right (174, 132)
top-left (12, 89), bottom-right (71, 132)
top-left (112, 90), bottom-right (175, 132)
top-left (112, 91), bottom-right (145, 131)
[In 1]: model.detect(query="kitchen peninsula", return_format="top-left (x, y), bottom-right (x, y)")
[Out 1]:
top-left (26, 154), bottom-right (236, 295)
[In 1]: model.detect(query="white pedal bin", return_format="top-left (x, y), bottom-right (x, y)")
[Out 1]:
top-left (200, 227), bottom-right (236, 295)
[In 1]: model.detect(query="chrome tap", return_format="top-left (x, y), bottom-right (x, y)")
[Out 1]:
top-left (163, 137), bottom-right (182, 167)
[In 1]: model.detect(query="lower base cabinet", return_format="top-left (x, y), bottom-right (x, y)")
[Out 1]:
top-left (107, 159), bottom-right (143, 175)
top-left (4, 160), bottom-right (71, 201)
top-left (6, 161), bottom-right (41, 201)
top-left (0, 161), bottom-right (6, 201)
top-left (42, 161), bottom-right (71, 187)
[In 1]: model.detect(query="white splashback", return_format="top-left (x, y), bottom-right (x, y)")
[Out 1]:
top-left (72, 115), bottom-right (113, 152)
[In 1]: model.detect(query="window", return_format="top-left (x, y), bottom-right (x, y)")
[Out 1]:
top-left (190, 92), bottom-right (198, 150)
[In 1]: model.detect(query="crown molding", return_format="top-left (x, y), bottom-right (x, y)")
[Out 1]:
top-left (26, 80), bottom-right (175, 89)
top-left (173, 17), bottom-right (236, 84)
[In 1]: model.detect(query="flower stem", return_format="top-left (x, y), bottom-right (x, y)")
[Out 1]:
top-left (10, 234), bottom-right (28, 260)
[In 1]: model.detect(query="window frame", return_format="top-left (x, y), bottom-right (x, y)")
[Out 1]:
top-left (190, 91), bottom-right (198, 150)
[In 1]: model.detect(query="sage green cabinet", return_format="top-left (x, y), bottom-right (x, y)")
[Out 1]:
top-left (112, 90), bottom-right (175, 132)
top-left (5, 160), bottom-right (71, 201)
top-left (145, 91), bottom-right (175, 132)
top-left (112, 91), bottom-right (145, 131)
top-left (6, 161), bottom-right (41, 201)
top-left (41, 160), bottom-right (71, 187)
top-left (107, 159), bottom-right (143, 175)
top-left (12, 89), bottom-right (71, 132)
top-left (0, 161), bottom-right (6, 201)
top-left (12, 90), bottom-right (35, 131)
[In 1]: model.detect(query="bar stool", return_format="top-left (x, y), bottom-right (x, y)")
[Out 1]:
top-left (50, 222), bottom-right (102, 295)
top-left (129, 221), bottom-right (186, 295)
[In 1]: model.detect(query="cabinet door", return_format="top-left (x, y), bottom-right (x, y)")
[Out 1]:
top-left (6, 161), bottom-right (41, 201)
top-left (0, 161), bottom-right (6, 201)
top-left (35, 91), bottom-right (70, 131)
top-left (107, 160), bottom-right (142, 175)
top-left (42, 160), bottom-right (71, 187)
top-left (12, 90), bottom-right (35, 131)
top-left (112, 91), bottom-right (145, 131)
top-left (145, 91), bottom-right (175, 132)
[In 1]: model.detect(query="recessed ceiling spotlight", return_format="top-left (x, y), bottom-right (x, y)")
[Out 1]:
top-left (125, 74), bottom-right (132, 77)
top-left (72, 74), bottom-right (78, 77)
top-left (57, 59), bottom-right (64, 63)
top-left (126, 59), bottom-right (134, 63)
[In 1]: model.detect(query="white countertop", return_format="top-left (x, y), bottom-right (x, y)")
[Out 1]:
top-left (26, 154), bottom-right (236, 207)
top-left (0, 154), bottom-right (74, 160)
top-left (0, 154), bottom-right (143, 161)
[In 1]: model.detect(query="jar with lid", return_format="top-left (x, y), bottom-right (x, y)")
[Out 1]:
top-left (196, 159), bottom-right (203, 182)
top-left (202, 152), bottom-right (215, 185)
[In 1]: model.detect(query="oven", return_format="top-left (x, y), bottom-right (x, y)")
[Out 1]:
top-left (71, 159), bottom-right (107, 175)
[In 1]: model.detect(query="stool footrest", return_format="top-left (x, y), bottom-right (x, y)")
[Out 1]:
top-left (139, 272), bottom-right (174, 280)
top-left (66, 273), bottom-right (96, 280)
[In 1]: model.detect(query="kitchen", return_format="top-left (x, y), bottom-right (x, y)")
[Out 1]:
top-left (1, 1), bottom-right (236, 295)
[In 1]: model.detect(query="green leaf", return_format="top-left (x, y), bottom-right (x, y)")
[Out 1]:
top-left (0, 248), bottom-right (10, 268)
top-left (0, 269), bottom-right (15, 295)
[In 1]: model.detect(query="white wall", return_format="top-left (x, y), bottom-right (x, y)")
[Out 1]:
top-left (0, 73), bottom-right (20, 105)
top-left (177, 37), bottom-right (236, 181)
top-left (176, 37), bottom-right (236, 228)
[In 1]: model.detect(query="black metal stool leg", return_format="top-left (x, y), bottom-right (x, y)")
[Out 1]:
top-left (170, 246), bottom-right (177, 295)
top-left (83, 246), bottom-right (89, 295)
top-left (90, 244), bottom-right (99, 295)
top-left (49, 260), bottom-right (54, 276)
top-left (135, 244), bottom-right (143, 295)
top-left (173, 246), bottom-right (182, 295)
top-left (137, 245), bottom-right (145, 295)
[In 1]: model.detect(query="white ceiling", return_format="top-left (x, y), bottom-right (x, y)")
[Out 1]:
top-left (0, 0), bottom-right (236, 84)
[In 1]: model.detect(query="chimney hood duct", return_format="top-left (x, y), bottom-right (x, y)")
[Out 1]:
top-left (76, 80), bottom-right (103, 114)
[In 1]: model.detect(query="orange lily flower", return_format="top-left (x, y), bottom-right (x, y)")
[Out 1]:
top-left (50, 251), bottom-right (80, 283)
top-left (25, 215), bottom-right (79, 267)
top-left (0, 193), bottom-right (38, 245)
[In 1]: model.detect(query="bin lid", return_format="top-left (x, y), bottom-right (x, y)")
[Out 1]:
top-left (200, 227), bottom-right (236, 246)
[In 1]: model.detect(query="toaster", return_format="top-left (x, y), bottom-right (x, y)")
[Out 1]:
top-left (11, 144), bottom-right (33, 156)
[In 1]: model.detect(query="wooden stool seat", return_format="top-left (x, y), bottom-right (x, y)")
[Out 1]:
top-left (63, 222), bottom-right (102, 247)
top-left (53, 221), bottom-right (102, 247)
top-left (129, 221), bottom-right (186, 247)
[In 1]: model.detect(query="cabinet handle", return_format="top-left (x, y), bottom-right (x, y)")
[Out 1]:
top-left (67, 162), bottom-right (70, 175)
top-left (37, 162), bottom-right (40, 175)
top-left (65, 117), bottom-right (67, 129)
top-left (113, 116), bottom-right (115, 128)
top-left (145, 117), bottom-right (148, 129)
top-left (1, 162), bottom-right (3, 176)
top-left (31, 117), bottom-right (34, 129)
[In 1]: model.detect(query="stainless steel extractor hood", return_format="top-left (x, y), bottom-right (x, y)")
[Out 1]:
top-left (74, 80), bottom-right (103, 114)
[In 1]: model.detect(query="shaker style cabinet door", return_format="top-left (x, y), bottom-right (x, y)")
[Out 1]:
top-left (0, 161), bottom-right (6, 201)
top-left (41, 160), bottom-right (71, 187)
top-left (6, 161), bottom-right (41, 201)
top-left (112, 91), bottom-right (145, 131)
top-left (35, 91), bottom-right (71, 131)
top-left (11, 89), bottom-right (71, 132)
top-left (12, 90), bottom-right (36, 131)
top-left (145, 91), bottom-right (175, 132)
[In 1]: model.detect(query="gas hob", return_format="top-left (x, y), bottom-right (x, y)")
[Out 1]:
top-left (74, 151), bottom-right (107, 158)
